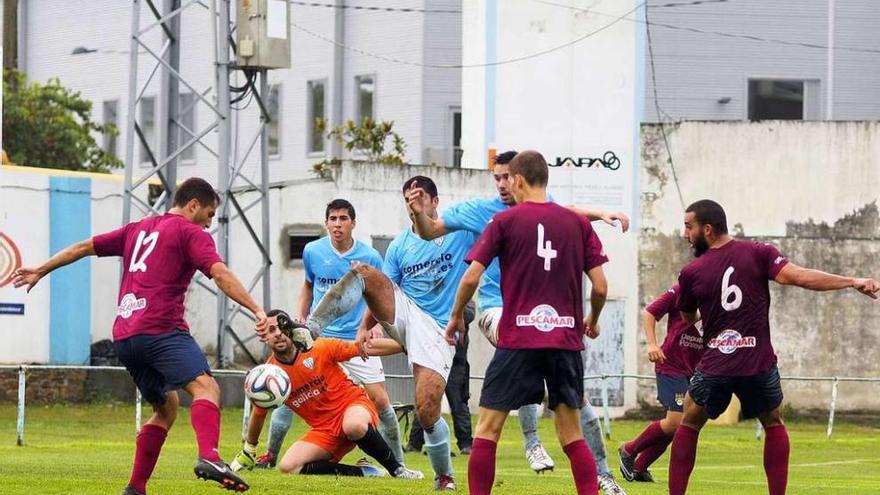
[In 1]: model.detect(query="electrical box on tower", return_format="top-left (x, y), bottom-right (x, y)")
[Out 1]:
top-left (236, 0), bottom-right (291, 69)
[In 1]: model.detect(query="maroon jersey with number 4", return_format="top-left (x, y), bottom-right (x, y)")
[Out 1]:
top-left (93, 213), bottom-right (223, 341)
top-left (677, 239), bottom-right (789, 376)
top-left (466, 201), bottom-right (608, 351)
top-left (645, 284), bottom-right (704, 377)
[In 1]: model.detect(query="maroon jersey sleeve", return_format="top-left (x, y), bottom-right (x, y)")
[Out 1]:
top-left (676, 269), bottom-right (698, 313)
top-left (646, 286), bottom-right (678, 320)
top-left (757, 242), bottom-right (789, 280)
top-left (182, 225), bottom-right (223, 278)
top-left (465, 216), bottom-right (503, 267)
top-left (581, 217), bottom-right (609, 270)
top-left (93, 224), bottom-right (130, 257)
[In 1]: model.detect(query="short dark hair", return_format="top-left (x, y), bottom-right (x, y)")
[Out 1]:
top-left (508, 150), bottom-right (549, 187)
top-left (173, 177), bottom-right (220, 207)
top-left (402, 175), bottom-right (438, 199)
top-left (494, 150), bottom-right (518, 165)
top-left (325, 198), bottom-right (356, 220)
top-left (686, 199), bottom-right (728, 235)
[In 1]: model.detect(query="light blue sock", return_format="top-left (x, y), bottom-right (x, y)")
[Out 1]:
top-left (581, 402), bottom-right (610, 476)
top-left (423, 417), bottom-right (453, 477)
top-left (378, 403), bottom-right (405, 464)
top-left (518, 404), bottom-right (541, 452)
top-left (267, 405), bottom-right (294, 456)
top-left (306, 268), bottom-right (365, 336)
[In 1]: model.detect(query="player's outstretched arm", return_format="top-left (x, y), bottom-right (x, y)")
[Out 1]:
top-left (444, 261), bottom-right (485, 345)
top-left (12, 238), bottom-right (96, 293)
top-left (584, 265), bottom-right (608, 338)
top-left (643, 310), bottom-right (667, 364)
top-left (775, 263), bottom-right (880, 298)
top-left (210, 262), bottom-right (268, 333)
top-left (231, 407), bottom-right (268, 472)
top-left (566, 206), bottom-right (630, 233)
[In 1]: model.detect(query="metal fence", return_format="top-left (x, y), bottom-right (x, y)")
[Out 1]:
top-left (3, 364), bottom-right (879, 446)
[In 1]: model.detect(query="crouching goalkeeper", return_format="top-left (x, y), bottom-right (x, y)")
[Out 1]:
top-left (231, 309), bottom-right (422, 479)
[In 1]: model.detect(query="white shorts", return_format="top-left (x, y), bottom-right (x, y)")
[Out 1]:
top-left (340, 353), bottom-right (386, 385)
top-left (477, 307), bottom-right (502, 347)
top-left (384, 284), bottom-right (455, 382)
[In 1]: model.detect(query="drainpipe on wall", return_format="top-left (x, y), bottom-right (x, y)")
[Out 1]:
top-left (331, 0), bottom-right (345, 161)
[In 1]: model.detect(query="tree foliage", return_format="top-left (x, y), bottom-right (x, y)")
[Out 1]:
top-left (312, 117), bottom-right (407, 175)
top-left (2, 69), bottom-right (122, 173)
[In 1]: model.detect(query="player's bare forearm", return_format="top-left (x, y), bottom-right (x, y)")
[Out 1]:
top-left (411, 210), bottom-right (448, 240)
top-left (643, 311), bottom-right (660, 347)
top-left (775, 263), bottom-right (857, 291)
top-left (566, 206), bottom-right (630, 232)
top-left (245, 410), bottom-right (267, 445)
top-left (297, 280), bottom-right (313, 321)
top-left (452, 262), bottom-right (484, 318)
top-left (585, 266), bottom-right (607, 325)
top-left (211, 263), bottom-right (262, 316)
top-left (39, 239), bottom-right (95, 276)
top-left (365, 337), bottom-right (404, 356)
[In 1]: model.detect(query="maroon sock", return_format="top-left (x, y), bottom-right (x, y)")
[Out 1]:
top-left (634, 432), bottom-right (674, 472)
top-left (468, 438), bottom-right (497, 495)
top-left (763, 425), bottom-right (790, 495)
top-left (129, 423), bottom-right (168, 493)
top-left (190, 399), bottom-right (222, 462)
top-left (563, 439), bottom-right (599, 495)
top-left (624, 420), bottom-right (668, 455)
top-left (668, 425), bottom-right (700, 495)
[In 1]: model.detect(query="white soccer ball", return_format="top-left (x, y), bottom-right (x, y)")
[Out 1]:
top-left (244, 364), bottom-right (291, 409)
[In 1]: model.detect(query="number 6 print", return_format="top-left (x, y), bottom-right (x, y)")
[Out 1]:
top-left (721, 266), bottom-right (742, 311)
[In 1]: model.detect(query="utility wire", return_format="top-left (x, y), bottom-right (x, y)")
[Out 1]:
top-left (287, 1), bottom-right (460, 14)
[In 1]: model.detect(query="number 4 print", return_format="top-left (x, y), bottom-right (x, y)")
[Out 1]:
top-left (129, 231), bottom-right (159, 273)
top-left (536, 223), bottom-right (557, 271)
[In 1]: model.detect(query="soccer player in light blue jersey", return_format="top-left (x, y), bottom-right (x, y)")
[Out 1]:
top-left (407, 151), bottom-right (630, 494)
top-left (253, 199), bottom-right (405, 470)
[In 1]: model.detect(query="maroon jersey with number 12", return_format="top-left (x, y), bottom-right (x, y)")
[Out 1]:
top-left (93, 213), bottom-right (223, 341)
top-left (466, 201), bottom-right (608, 351)
top-left (677, 240), bottom-right (789, 376)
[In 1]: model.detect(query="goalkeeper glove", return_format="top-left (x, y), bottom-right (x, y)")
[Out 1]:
top-left (230, 441), bottom-right (258, 472)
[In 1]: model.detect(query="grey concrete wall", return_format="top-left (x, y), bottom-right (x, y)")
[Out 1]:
top-left (639, 121), bottom-right (880, 411)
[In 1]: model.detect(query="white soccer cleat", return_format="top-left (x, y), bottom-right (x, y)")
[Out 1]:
top-left (393, 466), bottom-right (425, 480)
top-left (526, 444), bottom-right (555, 473)
top-left (598, 473), bottom-right (627, 495)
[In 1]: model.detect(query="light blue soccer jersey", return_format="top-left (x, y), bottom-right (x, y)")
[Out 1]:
top-left (303, 237), bottom-right (383, 339)
top-left (440, 196), bottom-right (507, 312)
top-left (383, 228), bottom-right (477, 328)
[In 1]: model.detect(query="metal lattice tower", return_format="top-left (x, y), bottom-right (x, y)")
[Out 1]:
top-left (122, 0), bottom-right (272, 367)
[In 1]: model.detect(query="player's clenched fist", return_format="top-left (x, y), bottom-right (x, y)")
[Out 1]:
top-left (853, 278), bottom-right (880, 299)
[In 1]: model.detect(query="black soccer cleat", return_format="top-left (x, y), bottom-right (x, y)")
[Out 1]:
top-left (194, 457), bottom-right (250, 492)
top-left (121, 486), bottom-right (145, 495)
top-left (633, 469), bottom-right (655, 483)
top-left (617, 444), bottom-right (636, 482)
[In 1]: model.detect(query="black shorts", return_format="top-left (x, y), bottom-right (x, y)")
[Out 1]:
top-left (479, 348), bottom-right (583, 412)
top-left (688, 365), bottom-right (783, 420)
top-left (115, 329), bottom-right (211, 406)
top-left (656, 373), bottom-right (689, 413)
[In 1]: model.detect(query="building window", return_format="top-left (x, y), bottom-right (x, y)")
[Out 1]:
top-left (355, 75), bottom-right (374, 122)
top-left (288, 230), bottom-right (322, 260)
top-left (178, 92), bottom-right (197, 161)
top-left (138, 96), bottom-right (156, 164)
top-left (307, 80), bottom-right (326, 153)
top-left (748, 80), bottom-right (804, 120)
top-left (103, 100), bottom-right (118, 157)
top-left (267, 84), bottom-right (281, 157)
top-left (452, 110), bottom-right (462, 167)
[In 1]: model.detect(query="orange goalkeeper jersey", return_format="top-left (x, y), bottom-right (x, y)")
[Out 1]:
top-left (252, 339), bottom-right (373, 431)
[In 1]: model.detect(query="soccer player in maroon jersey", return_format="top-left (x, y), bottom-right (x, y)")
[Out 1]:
top-left (618, 284), bottom-right (703, 483)
top-left (667, 199), bottom-right (879, 495)
top-left (444, 150), bottom-right (610, 495)
top-left (13, 178), bottom-right (268, 494)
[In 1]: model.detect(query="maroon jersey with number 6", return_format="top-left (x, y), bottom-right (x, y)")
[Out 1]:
top-left (93, 213), bottom-right (223, 341)
top-left (466, 201), bottom-right (608, 351)
top-left (677, 240), bottom-right (789, 376)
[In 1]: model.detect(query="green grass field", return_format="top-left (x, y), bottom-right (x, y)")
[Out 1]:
top-left (1, 404), bottom-right (878, 494)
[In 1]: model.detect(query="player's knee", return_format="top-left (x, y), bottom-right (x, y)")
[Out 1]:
top-left (277, 459), bottom-right (303, 475)
top-left (343, 420), bottom-right (369, 441)
top-left (416, 403), bottom-right (440, 426)
top-left (369, 389), bottom-right (390, 410)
